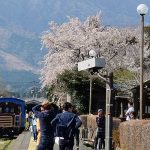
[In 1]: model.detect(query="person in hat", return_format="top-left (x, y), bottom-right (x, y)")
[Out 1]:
top-left (93, 109), bottom-right (105, 150)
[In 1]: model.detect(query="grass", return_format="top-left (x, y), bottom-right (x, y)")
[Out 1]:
top-left (0, 138), bottom-right (12, 150)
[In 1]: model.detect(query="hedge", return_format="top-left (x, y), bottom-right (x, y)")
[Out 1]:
top-left (119, 120), bottom-right (150, 150)
top-left (80, 115), bottom-right (120, 140)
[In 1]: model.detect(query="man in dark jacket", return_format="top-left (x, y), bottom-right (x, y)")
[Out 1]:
top-left (32, 100), bottom-right (57, 150)
top-left (93, 109), bottom-right (105, 150)
top-left (51, 102), bottom-right (82, 150)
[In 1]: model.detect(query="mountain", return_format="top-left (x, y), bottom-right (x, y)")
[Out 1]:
top-left (0, 0), bottom-right (150, 33)
top-left (0, 0), bottom-right (150, 92)
top-left (0, 27), bottom-right (44, 92)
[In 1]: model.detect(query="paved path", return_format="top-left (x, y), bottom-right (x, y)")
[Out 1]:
top-left (9, 131), bottom-right (31, 150)
top-left (28, 137), bottom-right (93, 150)
top-left (8, 131), bottom-right (93, 150)
top-left (53, 141), bottom-right (93, 150)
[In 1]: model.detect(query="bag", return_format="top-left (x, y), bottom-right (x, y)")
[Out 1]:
top-left (29, 126), bottom-right (33, 132)
top-left (55, 137), bottom-right (64, 145)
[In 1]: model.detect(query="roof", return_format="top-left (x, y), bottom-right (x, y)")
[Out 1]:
top-left (25, 100), bottom-right (41, 105)
top-left (0, 97), bottom-right (25, 104)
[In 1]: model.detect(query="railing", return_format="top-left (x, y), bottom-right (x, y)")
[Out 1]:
top-left (0, 115), bottom-right (13, 127)
top-left (80, 128), bottom-right (88, 140)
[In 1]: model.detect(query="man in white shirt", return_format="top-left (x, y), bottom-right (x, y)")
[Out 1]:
top-left (125, 101), bottom-right (134, 121)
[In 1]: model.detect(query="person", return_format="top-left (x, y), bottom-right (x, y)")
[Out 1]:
top-left (36, 118), bottom-right (40, 145)
top-left (130, 111), bottom-right (136, 120)
top-left (28, 111), bottom-right (33, 132)
top-left (25, 111), bottom-right (29, 130)
top-left (32, 113), bottom-right (37, 141)
top-left (72, 105), bottom-right (81, 150)
top-left (32, 100), bottom-right (57, 150)
top-left (36, 106), bottom-right (44, 146)
top-left (125, 101), bottom-right (134, 121)
top-left (26, 110), bottom-right (29, 122)
top-left (51, 102), bottom-right (82, 150)
top-left (93, 109), bottom-right (105, 150)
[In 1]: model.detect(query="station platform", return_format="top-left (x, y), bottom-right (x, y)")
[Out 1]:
top-left (9, 131), bottom-right (92, 150)
top-left (9, 131), bottom-right (31, 150)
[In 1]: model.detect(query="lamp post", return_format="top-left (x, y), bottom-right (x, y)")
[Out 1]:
top-left (88, 49), bottom-right (96, 114)
top-left (78, 52), bottom-right (112, 149)
top-left (137, 4), bottom-right (149, 119)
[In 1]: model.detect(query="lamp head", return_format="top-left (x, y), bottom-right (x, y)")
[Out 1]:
top-left (137, 4), bottom-right (149, 15)
top-left (89, 49), bottom-right (96, 57)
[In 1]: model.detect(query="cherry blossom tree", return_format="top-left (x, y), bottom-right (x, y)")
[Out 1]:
top-left (41, 14), bottom-right (150, 89)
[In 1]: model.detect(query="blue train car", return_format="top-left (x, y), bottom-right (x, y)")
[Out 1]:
top-left (0, 98), bottom-right (25, 137)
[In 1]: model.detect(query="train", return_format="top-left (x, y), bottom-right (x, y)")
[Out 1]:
top-left (0, 98), bottom-right (26, 137)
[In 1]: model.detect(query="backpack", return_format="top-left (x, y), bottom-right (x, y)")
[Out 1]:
top-left (56, 114), bottom-right (76, 139)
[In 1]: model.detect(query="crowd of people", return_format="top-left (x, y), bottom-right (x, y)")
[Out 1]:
top-left (25, 100), bottom-right (137, 150)
top-left (26, 101), bottom-right (82, 150)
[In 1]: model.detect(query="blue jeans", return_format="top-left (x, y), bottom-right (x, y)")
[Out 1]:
top-left (32, 125), bottom-right (37, 140)
top-left (37, 136), bottom-right (54, 150)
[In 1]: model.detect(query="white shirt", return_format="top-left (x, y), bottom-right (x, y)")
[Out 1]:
top-left (126, 106), bottom-right (134, 121)
top-left (32, 115), bottom-right (37, 126)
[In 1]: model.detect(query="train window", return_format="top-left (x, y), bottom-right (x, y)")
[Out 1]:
top-left (10, 108), bottom-right (14, 113)
top-left (5, 107), bottom-right (9, 113)
top-left (18, 106), bottom-right (21, 114)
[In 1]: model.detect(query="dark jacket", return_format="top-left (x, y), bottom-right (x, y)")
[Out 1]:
top-left (51, 111), bottom-right (82, 139)
top-left (96, 116), bottom-right (105, 129)
top-left (32, 105), bottom-right (57, 137)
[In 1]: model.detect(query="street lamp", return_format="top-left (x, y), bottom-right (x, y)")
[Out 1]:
top-left (88, 49), bottom-right (96, 114)
top-left (78, 54), bottom-right (115, 150)
top-left (78, 50), bottom-right (105, 114)
top-left (137, 4), bottom-right (149, 119)
top-left (89, 49), bottom-right (97, 58)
